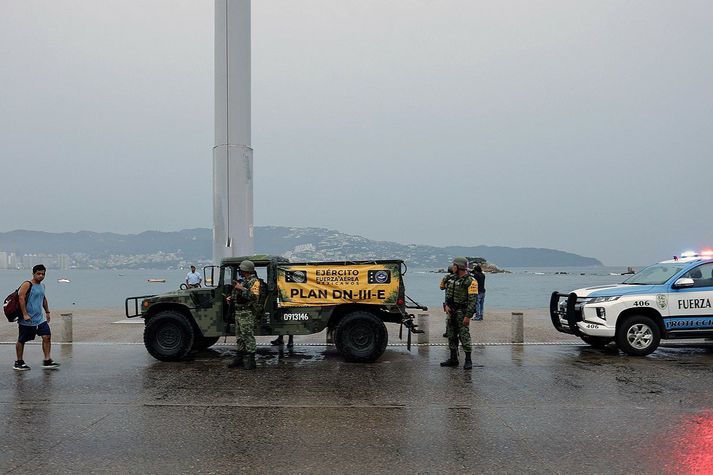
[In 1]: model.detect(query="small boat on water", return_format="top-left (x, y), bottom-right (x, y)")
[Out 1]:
top-left (147, 278), bottom-right (166, 283)
top-left (610, 267), bottom-right (636, 276)
top-left (57, 278), bottom-right (71, 283)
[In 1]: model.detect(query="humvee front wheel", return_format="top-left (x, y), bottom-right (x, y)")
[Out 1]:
top-left (144, 311), bottom-right (195, 361)
top-left (335, 311), bottom-right (388, 363)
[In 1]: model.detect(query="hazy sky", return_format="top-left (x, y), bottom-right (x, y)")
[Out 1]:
top-left (2, 0), bottom-right (712, 265)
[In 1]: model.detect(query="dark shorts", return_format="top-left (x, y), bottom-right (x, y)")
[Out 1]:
top-left (18, 321), bottom-right (51, 343)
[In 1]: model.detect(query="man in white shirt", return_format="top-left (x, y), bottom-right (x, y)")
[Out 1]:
top-left (185, 265), bottom-right (202, 288)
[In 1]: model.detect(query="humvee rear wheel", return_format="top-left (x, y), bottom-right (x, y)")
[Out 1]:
top-left (144, 311), bottom-right (195, 361)
top-left (192, 336), bottom-right (220, 351)
top-left (335, 311), bottom-right (388, 363)
top-left (616, 315), bottom-right (660, 356)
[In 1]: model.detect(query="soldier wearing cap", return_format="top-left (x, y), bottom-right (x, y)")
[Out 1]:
top-left (227, 260), bottom-right (263, 370)
top-left (440, 256), bottom-right (478, 369)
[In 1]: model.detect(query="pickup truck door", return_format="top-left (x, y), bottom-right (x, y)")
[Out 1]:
top-left (667, 263), bottom-right (713, 332)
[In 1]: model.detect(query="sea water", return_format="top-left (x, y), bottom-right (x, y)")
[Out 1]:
top-left (0, 266), bottom-right (632, 311)
top-left (403, 266), bottom-right (631, 310)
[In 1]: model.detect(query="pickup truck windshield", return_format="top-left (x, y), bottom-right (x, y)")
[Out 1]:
top-left (622, 263), bottom-right (688, 285)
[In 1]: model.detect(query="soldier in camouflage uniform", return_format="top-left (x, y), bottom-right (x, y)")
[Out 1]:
top-left (440, 269), bottom-right (455, 338)
top-left (227, 260), bottom-right (264, 370)
top-left (440, 256), bottom-right (478, 369)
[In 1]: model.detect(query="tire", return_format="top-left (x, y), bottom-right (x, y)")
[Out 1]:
top-left (192, 336), bottom-right (220, 351)
top-left (144, 310), bottom-right (195, 361)
top-left (334, 311), bottom-right (388, 363)
top-left (616, 315), bottom-right (661, 356)
top-left (580, 335), bottom-right (612, 348)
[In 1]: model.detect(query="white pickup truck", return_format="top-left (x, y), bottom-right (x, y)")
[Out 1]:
top-left (550, 253), bottom-right (713, 356)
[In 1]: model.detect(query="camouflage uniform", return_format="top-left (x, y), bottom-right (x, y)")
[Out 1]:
top-left (232, 275), bottom-right (263, 354)
top-left (443, 273), bottom-right (478, 352)
top-left (439, 272), bottom-right (454, 291)
top-left (439, 272), bottom-right (455, 338)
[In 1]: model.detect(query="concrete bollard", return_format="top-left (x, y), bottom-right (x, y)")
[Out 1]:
top-left (417, 313), bottom-right (429, 344)
top-left (60, 313), bottom-right (73, 343)
top-left (511, 312), bottom-right (524, 344)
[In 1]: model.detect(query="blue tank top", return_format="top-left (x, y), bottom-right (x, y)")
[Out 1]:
top-left (20, 282), bottom-right (46, 326)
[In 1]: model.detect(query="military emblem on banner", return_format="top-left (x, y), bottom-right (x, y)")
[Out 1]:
top-left (368, 270), bottom-right (391, 284)
top-left (285, 270), bottom-right (307, 283)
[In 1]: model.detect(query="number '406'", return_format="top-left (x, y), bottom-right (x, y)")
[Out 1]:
top-left (633, 301), bottom-right (650, 307)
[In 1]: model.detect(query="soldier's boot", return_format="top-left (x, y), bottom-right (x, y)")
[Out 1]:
top-left (228, 351), bottom-right (245, 368)
top-left (440, 349), bottom-right (459, 367)
top-left (244, 352), bottom-right (257, 370)
top-left (287, 335), bottom-right (294, 348)
top-left (463, 352), bottom-right (473, 370)
top-left (270, 335), bottom-right (284, 346)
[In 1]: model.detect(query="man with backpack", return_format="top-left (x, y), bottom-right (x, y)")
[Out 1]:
top-left (227, 260), bottom-right (265, 370)
top-left (14, 264), bottom-right (60, 371)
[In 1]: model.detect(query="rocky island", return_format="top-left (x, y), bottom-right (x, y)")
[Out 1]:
top-left (433, 257), bottom-right (510, 274)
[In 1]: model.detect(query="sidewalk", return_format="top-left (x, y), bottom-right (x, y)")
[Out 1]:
top-left (0, 307), bottom-right (580, 345)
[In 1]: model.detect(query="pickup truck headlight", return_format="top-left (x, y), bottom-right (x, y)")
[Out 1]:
top-left (588, 296), bottom-right (621, 304)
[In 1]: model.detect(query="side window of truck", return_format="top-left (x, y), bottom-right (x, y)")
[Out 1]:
top-left (682, 263), bottom-right (713, 288)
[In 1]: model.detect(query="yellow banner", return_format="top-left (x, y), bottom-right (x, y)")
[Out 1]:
top-left (277, 263), bottom-right (401, 307)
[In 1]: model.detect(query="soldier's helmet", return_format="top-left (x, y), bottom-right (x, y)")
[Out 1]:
top-left (452, 256), bottom-right (468, 270)
top-left (239, 260), bottom-right (255, 272)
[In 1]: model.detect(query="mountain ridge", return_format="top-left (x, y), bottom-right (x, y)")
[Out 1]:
top-left (0, 227), bottom-right (602, 268)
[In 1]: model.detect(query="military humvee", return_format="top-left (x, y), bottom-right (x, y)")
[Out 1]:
top-left (126, 255), bottom-right (424, 363)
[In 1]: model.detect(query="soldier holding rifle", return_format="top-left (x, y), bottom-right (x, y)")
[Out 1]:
top-left (440, 257), bottom-right (478, 370)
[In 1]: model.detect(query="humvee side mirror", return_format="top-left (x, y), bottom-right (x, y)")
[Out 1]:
top-left (672, 277), bottom-right (694, 289)
top-left (203, 266), bottom-right (219, 287)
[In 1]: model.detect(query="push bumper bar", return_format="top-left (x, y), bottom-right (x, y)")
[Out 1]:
top-left (549, 291), bottom-right (583, 336)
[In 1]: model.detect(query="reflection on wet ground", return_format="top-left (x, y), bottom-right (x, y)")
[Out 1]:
top-left (1, 343), bottom-right (713, 474)
top-left (662, 411), bottom-right (713, 474)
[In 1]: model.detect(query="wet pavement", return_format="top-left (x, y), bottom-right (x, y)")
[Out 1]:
top-left (2, 342), bottom-right (713, 474)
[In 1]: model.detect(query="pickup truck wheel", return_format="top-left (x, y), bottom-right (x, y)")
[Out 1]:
top-left (335, 311), bottom-right (388, 363)
top-left (616, 315), bottom-right (660, 356)
top-left (192, 336), bottom-right (220, 351)
top-left (144, 311), bottom-right (195, 361)
top-left (580, 336), bottom-right (612, 348)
